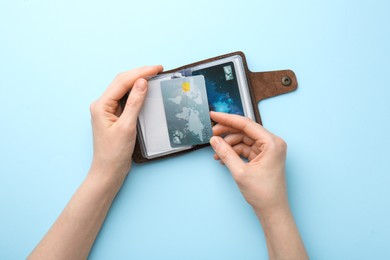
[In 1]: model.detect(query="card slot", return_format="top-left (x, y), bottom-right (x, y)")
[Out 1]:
top-left (139, 96), bottom-right (170, 156)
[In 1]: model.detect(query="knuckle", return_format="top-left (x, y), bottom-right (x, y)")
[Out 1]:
top-left (274, 136), bottom-right (287, 153)
top-left (248, 120), bottom-right (257, 128)
top-left (234, 166), bottom-right (245, 177)
top-left (114, 72), bottom-right (126, 85)
top-left (263, 135), bottom-right (273, 145)
top-left (89, 100), bottom-right (99, 115)
top-left (115, 72), bottom-right (125, 80)
top-left (233, 167), bottom-right (247, 184)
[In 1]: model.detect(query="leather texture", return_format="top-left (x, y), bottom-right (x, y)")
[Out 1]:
top-left (248, 69), bottom-right (298, 124)
top-left (131, 51), bottom-right (298, 163)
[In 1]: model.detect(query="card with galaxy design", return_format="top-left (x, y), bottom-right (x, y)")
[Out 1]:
top-left (192, 62), bottom-right (245, 116)
top-left (136, 54), bottom-right (255, 160)
top-left (160, 76), bottom-right (213, 148)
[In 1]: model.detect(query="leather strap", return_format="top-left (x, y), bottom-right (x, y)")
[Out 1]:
top-left (249, 70), bottom-right (298, 102)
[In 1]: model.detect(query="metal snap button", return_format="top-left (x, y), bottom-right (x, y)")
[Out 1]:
top-left (281, 76), bottom-right (292, 86)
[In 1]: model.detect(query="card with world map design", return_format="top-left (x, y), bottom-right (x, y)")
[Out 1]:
top-left (160, 76), bottom-right (213, 147)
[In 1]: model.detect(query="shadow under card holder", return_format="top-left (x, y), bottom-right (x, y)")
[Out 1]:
top-left (129, 51), bottom-right (298, 163)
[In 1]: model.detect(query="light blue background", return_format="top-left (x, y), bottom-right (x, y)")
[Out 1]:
top-left (1, 0), bottom-right (389, 259)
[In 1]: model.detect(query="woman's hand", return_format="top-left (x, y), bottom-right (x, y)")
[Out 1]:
top-left (210, 111), bottom-right (308, 259)
top-left (28, 66), bottom-right (164, 260)
top-left (210, 111), bottom-right (288, 214)
top-left (89, 65), bottom-right (163, 182)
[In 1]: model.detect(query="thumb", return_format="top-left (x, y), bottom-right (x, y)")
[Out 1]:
top-left (118, 78), bottom-right (148, 127)
top-left (210, 136), bottom-right (245, 174)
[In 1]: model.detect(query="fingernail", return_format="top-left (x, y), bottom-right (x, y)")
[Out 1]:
top-left (135, 79), bottom-right (146, 91)
top-left (210, 136), bottom-right (221, 149)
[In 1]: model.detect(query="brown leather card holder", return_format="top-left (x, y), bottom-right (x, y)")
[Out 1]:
top-left (130, 51), bottom-right (298, 163)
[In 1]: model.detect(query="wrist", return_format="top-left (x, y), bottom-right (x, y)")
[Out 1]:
top-left (87, 164), bottom-right (128, 195)
top-left (253, 200), bottom-right (308, 259)
top-left (254, 201), bottom-right (292, 224)
top-left (90, 156), bottom-right (131, 177)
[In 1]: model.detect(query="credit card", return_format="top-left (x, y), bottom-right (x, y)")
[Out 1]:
top-left (160, 75), bottom-right (213, 147)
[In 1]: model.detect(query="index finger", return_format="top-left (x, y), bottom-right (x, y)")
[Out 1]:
top-left (210, 111), bottom-right (273, 141)
top-left (102, 65), bottom-right (163, 101)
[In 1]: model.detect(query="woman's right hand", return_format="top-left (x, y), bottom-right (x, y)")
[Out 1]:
top-left (210, 111), bottom-right (289, 215)
top-left (210, 111), bottom-right (308, 259)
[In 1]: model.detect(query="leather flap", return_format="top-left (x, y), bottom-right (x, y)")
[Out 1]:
top-left (249, 69), bottom-right (298, 103)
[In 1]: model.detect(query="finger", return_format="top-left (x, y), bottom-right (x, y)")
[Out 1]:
top-left (210, 136), bottom-right (245, 174)
top-left (210, 111), bottom-right (272, 141)
top-left (117, 78), bottom-right (148, 128)
top-left (212, 124), bottom-right (241, 136)
top-left (223, 133), bottom-right (254, 147)
top-left (231, 143), bottom-right (252, 159)
top-left (102, 65), bottom-right (163, 102)
top-left (214, 143), bottom-right (252, 161)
